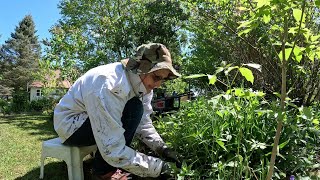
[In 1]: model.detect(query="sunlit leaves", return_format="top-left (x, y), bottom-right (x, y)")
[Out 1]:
top-left (238, 28), bottom-right (253, 36)
top-left (299, 106), bottom-right (312, 120)
top-left (238, 20), bottom-right (254, 29)
top-left (243, 63), bottom-right (262, 72)
top-left (239, 67), bottom-right (254, 84)
top-left (216, 139), bottom-right (227, 151)
top-left (237, 20), bottom-right (254, 36)
top-left (249, 139), bottom-right (267, 151)
top-left (254, 0), bottom-right (270, 8)
top-left (293, 46), bottom-right (303, 62)
top-left (184, 74), bottom-right (207, 79)
top-left (279, 139), bottom-right (290, 149)
top-left (263, 14), bottom-right (271, 24)
top-left (278, 48), bottom-right (292, 61)
top-left (313, 119), bottom-right (319, 125)
top-left (225, 66), bottom-right (239, 75)
top-left (208, 75), bottom-right (217, 85)
top-left (292, 9), bottom-right (305, 23)
top-left (310, 34), bottom-right (320, 42)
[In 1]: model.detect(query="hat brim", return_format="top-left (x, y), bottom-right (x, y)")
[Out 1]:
top-left (148, 61), bottom-right (181, 80)
top-left (121, 59), bottom-right (181, 80)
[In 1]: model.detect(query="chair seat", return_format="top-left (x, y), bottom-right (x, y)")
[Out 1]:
top-left (39, 137), bottom-right (97, 180)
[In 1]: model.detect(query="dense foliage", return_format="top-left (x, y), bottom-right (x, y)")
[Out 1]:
top-left (156, 92), bottom-right (320, 179)
top-left (183, 0), bottom-right (320, 106)
top-left (43, 0), bottom-right (189, 84)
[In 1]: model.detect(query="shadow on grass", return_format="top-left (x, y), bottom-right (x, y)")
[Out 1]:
top-left (0, 113), bottom-right (58, 141)
top-left (15, 158), bottom-right (161, 180)
top-left (15, 160), bottom-right (94, 180)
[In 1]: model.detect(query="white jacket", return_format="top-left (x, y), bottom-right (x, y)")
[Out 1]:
top-left (54, 62), bottom-right (165, 177)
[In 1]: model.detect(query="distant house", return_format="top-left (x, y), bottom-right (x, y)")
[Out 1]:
top-left (28, 70), bottom-right (71, 101)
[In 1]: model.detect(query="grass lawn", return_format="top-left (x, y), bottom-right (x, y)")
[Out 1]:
top-left (0, 114), bottom-right (74, 180)
top-left (0, 114), bottom-right (155, 180)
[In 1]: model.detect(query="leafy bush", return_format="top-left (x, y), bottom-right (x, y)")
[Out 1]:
top-left (29, 97), bottom-right (59, 120)
top-left (11, 91), bottom-right (29, 113)
top-left (155, 89), bottom-right (320, 179)
top-left (29, 99), bottom-right (44, 111)
top-left (0, 99), bottom-right (12, 115)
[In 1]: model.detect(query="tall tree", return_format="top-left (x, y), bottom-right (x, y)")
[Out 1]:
top-left (0, 44), bottom-right (13, 97)
top-left (0, 15), bottom-right (41, 92)
top-left (44, 0), bottom-right (189, 83)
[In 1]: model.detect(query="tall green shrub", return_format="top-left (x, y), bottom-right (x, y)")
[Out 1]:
top-left (11, 91), bottom-right (29, 113)
top-left (155, 93), bottom-right (320, 179)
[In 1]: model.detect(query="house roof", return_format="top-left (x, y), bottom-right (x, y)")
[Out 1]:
top-left (29, 70), bottom-right (72, 89)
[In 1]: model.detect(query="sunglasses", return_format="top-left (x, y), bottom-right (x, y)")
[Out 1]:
top-left (151, 72), bottom-right (169, 82)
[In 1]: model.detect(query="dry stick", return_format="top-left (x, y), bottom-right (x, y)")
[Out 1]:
top-left (266, 14), bottom-right (288, 180)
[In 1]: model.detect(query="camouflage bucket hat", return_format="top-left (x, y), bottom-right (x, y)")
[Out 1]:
top-left (121, 43), bottom-right (181, 80)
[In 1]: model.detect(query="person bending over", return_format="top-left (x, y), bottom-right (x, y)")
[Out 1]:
top-left (54, 43), bottom-right (182, 179)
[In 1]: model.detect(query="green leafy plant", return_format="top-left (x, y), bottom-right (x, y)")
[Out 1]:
top-left (155, 95), bottom-right (319, 179)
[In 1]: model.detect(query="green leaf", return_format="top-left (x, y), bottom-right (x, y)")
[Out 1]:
top-left (293, 8), bottom-right (305, 23)
top-left (312, 119), bottom-right (319, 125)
top-left (237, 20), bottom-right (253, 29)
top-left (293, 46), bottom-right (303, 62)
top-left (299, 106), bottom-right (312, 119)
top-left (216, 140), bottom-right (227, 151)
top-left (184, 74), bottom-right (207, 79)
top-left (288, 27), bottom-right (297, 34)
top-left (302, 107), bottom-right (312, 119)
top-left (239, 67), bottom-right (254, 84)
top-left (215, 67), bottom-right (224, 74)
top-left (256, 0), bottom-right (270, 8)
top-left (208, 75), bottom-right (217, 85)
top-left (278, 48), bottom-right (292, 61)
top-left (303, 28), bottom-right (312, 40)
top-left (316, 0), bottom-right (320, 7)
top-left (234, 88), bottom-right (245, 96)
top-left (263, 14), bottom-right (271, 24)
top-left (279, 139), bottom-right (290, 149)
top-left (307, 51), bottom-right (315, 62)
top-left (243, 63), bottom-right (262, 72)
top-left (310, 35), bottom-right (320, 42)
top-left (238, 28), bottom-right (252, 36)
top-left (216, 111), bottom-right (223, 117)
top-left (237, 6), bottom-right (248, 11)
top-left (225, 66), bottom-right (239, 75)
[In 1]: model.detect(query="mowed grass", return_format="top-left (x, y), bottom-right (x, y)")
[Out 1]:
top-left (0, 114), bottom-right (153, 180)
top-left (0, 114), bottom-right (71, 180)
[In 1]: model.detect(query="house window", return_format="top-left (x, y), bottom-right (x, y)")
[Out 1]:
top-left (36, 89), bottom-right (42, 97)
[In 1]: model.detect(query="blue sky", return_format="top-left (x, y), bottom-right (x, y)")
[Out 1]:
top-left (0, 0), bottom-right (61, 44)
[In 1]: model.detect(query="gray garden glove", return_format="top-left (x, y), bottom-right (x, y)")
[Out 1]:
top-left (159, 162), bottom-right (177, 180)
top-left (156, 145), bottom-right (182, 168)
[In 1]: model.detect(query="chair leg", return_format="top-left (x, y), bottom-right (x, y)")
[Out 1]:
top-left (71, 147), bottom-right (84, 180)
top-left (39, 154), bottom-right (45, 179)
top-left (66, 159), bottom-right (74, 180)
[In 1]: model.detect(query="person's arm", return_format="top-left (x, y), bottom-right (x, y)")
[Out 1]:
top-left (83, 75), bottom-right (163, 177)
top-left (135, 92), bottom-right (166, 151)
top-left (135, 92), bottom-right (182, 168)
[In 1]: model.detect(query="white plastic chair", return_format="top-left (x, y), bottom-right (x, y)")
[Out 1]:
top-left (39, 137), bottom-right (97, 180)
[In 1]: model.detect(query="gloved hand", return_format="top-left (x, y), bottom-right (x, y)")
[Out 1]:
top-left (159, 162), bottom-right (176, 180)
top-left (156, 145), bottom-right (182, 168)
